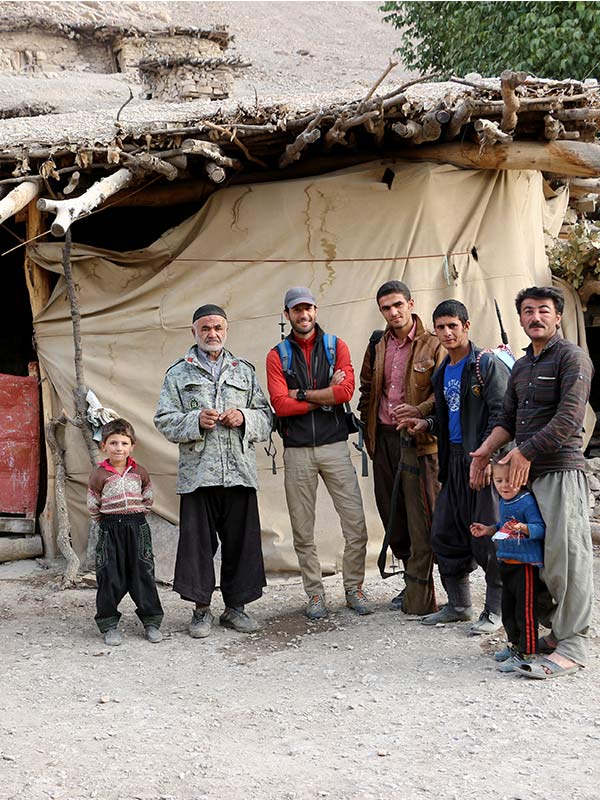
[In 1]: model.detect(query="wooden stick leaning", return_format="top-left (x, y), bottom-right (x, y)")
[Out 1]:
top-left (48, 231), bottom-right (99, 585)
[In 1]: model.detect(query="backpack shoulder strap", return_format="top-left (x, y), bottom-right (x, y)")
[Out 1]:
top-left (369, 329), bottom-right (385, 367)
top-left (475, 349), bottom-right (494, 387)
top-left (322, 333), bottom-right (337, 380)
top-left (276, 339), bottom-right (293, 374)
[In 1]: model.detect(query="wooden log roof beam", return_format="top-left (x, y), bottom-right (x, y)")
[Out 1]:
top-left (37, 168), bottom-right (134, 236)
top-left (405, 140), bottom-right (600, 178)
top-left (0, 181), bottom-right (39, 224)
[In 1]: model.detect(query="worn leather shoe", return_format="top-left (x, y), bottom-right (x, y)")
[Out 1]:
top-left (470, 610), bottom-right (502, 636)
top-left (220, 607), bottom-right (260, 633)
top-left (189, 607), bottom-right (214, 638)
top-left (421, 603), bottom-right (474, 625)
top-left (103, 628), bottom-right (123, 646)
top-left (145, 625), bottom-right (163, 643)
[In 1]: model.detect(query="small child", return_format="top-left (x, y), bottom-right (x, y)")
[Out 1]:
top-left (470, 459), bottom-right (545, 673)
top-left (87, 418), bottom-right (164, 646)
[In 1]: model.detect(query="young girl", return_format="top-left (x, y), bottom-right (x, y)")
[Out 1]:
top-left (470, 459), bottom-right (545, 673)
top-left (87, 418), bottom-right (164, 645)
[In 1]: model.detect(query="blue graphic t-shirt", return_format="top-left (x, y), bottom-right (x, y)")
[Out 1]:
top-left (443, 355), bottom-right (468, 444)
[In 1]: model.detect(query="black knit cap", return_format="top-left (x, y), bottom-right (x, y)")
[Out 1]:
top-left (192, 304), bottom-right (227, 323)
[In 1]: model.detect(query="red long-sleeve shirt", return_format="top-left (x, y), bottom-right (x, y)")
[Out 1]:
top-left (266, 331), bottom-right (355, 417)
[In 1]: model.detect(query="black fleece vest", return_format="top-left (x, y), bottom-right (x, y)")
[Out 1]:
top-left (277, 328), bottom-right (348, 448)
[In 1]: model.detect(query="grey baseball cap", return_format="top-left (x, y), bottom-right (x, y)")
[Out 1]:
top-left (284, 286), bottom-right (317, 309)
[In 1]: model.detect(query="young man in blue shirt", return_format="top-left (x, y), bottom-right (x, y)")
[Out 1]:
top-left (403, 300), bottom-right (511, 634)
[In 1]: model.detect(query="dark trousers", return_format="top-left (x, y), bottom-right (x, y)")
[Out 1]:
top-left (95, 513), bottom-right (164, 633)
top-left (373, 425), bottom-right (440, 614)
top-left (500, 561), bottom-right (543, 656)
top-left (175, 486), bottom-right (266, 608)
top-left (431, 444), bottom-right (502, 614)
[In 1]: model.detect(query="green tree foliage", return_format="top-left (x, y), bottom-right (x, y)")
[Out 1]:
top-left (380, 1), bottom-right (600, 80)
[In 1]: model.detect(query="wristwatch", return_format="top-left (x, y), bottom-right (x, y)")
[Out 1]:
top-left (296, 388), bottom-right (307, 401)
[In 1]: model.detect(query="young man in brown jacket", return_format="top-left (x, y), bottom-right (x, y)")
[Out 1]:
top-left (358, 281), bottom-right (445, 614)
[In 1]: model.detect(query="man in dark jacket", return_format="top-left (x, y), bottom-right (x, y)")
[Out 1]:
top-left (266, 286), bottom-right (371, 620)
top-left (404, 299), bottom-right (510, 634)
top-left (358, 280), bottom-right (444, 615)
top-left (471, 285), bottom-right (593, 678)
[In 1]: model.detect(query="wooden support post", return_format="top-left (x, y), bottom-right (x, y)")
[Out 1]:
top-left (24, 200), bottom-right (56, 559)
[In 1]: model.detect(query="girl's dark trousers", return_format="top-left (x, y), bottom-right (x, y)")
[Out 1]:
top-left (95, 513), bottom-right (164, 633)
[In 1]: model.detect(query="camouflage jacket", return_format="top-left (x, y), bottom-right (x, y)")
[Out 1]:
top-left (154, 346), bottom-right (273, 494)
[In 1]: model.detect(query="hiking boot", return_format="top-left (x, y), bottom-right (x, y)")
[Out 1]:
top-left (305, 595), bottom-right (328, 620)
top-left (220, 607), bottom-right (260, 633)
top-left (103, 628), bottom-right (122, 646)
top-left (470, 610), bottom-right (502, 636)
top-left (389, 589), bottom-right (405, 611)
top-left (144, 625), bottom-right (163, 643)
top-left (421, 603), bottom-right (474, 626)
top-left (494, 644), bottom-right (518, 662)
top-left (346, 587), bottom-right (374, 616)
top-left (497, 653), bottom-right (535, 673)
top-left (189, 607), bottom-right (214, 639)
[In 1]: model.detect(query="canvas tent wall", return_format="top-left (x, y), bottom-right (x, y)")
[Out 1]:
top-left (30, 159), bottom-right (566, 576)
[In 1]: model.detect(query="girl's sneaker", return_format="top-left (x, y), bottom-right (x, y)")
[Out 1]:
top-left (497, 653), bottom-right (535, 673)
top-left (494, 644), bottom-right (518, 662)
top-left (104, 628), bottom-right (123, 646)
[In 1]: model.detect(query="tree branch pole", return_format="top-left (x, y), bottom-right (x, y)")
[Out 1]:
top-left (46, 414), bottom-right (80, 587)
top-left (37, 168), bottom-right (134, 236)
top-left (49, 230), bottom-right (100, 583)
top-left (61, 229), bottom-right (97, 470)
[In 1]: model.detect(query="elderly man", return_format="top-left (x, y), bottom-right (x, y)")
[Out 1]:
top-left (155, 304), bottom-right (273, 636)
top-left (266, 287), bottom-right (371, 620)
top-left (471, 286), bottom-right (594, 679)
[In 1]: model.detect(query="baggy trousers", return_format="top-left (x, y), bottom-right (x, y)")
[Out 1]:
top-left (95, 513), bottom-right (164, 633)
top-left (283, 441), bottom-right (368, 597)
top-left (431, 444), bottom-right (502, 614)
top-left (175, 486), bottom-right (266, 608)
top-left (500, 561), bottom-right (543, 656)
top-left (373, 425), bottom-right (439, 614)
top-left (532, 470), bottom-right (593, 666)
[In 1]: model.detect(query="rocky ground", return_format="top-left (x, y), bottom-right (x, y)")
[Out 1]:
top-left (1, 553), bottom-right (599, 800)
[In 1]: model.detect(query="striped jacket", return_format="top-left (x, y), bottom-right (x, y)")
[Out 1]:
top-left (87, 458), bottom-right (153, 520)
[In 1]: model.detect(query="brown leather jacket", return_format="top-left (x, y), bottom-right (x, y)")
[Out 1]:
top-left (358, 314), bottom-right (445, 458)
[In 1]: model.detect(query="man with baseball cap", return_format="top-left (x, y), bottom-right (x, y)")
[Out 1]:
top-left (266, 287), bottom-right (372, 619)
top-left (155, 303), bottom-right (273, 636)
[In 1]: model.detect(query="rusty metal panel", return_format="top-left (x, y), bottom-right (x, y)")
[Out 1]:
top-left (0, 372), bottom-right (40, 516)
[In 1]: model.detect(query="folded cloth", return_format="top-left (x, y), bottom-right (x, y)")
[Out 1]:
top-left (86, 389), bottom-right (119, 441)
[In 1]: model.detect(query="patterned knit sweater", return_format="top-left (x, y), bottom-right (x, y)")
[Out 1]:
top-left (87, 458), bottom-right (153, 520)
top-left (493, 490), bottom-right (545, 566)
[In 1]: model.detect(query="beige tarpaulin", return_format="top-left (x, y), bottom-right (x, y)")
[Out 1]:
top-left (31, 160), bottom-right (561, 574)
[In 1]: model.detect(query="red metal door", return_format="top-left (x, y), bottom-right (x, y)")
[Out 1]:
top-left (0, 370), bottom-right (40, 516)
